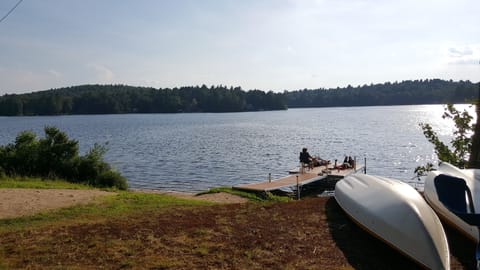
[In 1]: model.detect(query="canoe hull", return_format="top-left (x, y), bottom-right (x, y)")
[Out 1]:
top-left (335, 174), bottom-right (450, 270)
top-left (424, 162), bottom-right (480, 242)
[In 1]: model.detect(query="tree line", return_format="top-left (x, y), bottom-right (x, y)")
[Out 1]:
top-left (285, 79), bottom-right (478, 108)
top-left (0, 85), bottom-right (286, 116)
top-left (0, 79), bottom-right (478, 116)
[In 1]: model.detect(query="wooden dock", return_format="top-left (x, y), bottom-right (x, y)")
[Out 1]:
top-left (234, 165), bottom-right (363, 192)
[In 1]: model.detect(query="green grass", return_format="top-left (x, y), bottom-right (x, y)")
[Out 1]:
top-left (197, 186), bottom-right (290, 202)
top-left (0, 191), bottom-right (213, 232)
top-left (0, 176), bottom-right (93, 189)
top-left (0, 177), bottom-right (287, 233)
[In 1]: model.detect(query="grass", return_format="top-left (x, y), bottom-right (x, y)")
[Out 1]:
top-left (0, 191), bottom-right (213, 232)
top-left (0, 179), bottom-right (473, 269)
top-left (0, 175), bottom-right (213, 223)
top-left (0, 197), bottom-right (445, 270)
top-left (0, 178), bottom-right (279, 232)
top-left (0, 176), bottom-right (94, 189)
top-left (198, 186), bottom-right (291, 202)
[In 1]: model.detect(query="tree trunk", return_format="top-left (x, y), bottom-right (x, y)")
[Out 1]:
top-left (468, 82), bottom-right (480, 168)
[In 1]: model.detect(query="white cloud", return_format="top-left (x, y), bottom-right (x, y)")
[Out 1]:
top-left (1, 0), bottom-right (480, 93)
top-left (87, 63), bottom-right (115, 83)
top-left (446, 45), bottom-right (480, 66)
top-left (449, 59), bottom-right (479, 65)
top-left (0, 68), bottom-right (66, 95)
top-left (286, 45), bottom-right (296, 55)
top-left (48, 69), bottom-right (62, 78)
top-left (449, 47), bottom-right (474, 58)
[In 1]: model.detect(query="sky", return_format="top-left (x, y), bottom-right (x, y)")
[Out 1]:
top-left (0, 0), bottom-right (479, 95)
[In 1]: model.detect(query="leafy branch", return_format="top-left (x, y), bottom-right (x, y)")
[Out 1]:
top-left (417, 104), bottom-right (474, 173)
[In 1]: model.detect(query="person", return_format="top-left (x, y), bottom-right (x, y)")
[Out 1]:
top-left (348, 156), bottom-right (355, 168)
top-left (343, 156), bottom-right (351, 168)
top-left (318, 157), bottom-right (330, 166)
top-left (299, 147), bottom-right (315, 169)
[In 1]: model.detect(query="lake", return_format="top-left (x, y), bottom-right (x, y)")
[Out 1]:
top-left (0, 105), bottom-right (473, 192)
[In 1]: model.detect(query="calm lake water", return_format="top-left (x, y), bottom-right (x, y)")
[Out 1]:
top-left (0, 105), bottom-right (473, 192)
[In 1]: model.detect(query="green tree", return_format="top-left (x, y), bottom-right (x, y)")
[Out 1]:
top-left (419, 104), bottom-right (474, 171)
top-left (38, 126), bottom-right (79, 177)
top-left (0, 95), bottom-right (23, 116)
top-left (12, 131), bottom-right (39, 175)
top-left (468, 82), bottom-right (480, 168)
top-left (0, 131), bottom-right (39, 176)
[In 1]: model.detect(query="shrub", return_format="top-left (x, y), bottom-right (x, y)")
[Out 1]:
top-left (95, 170), bottom-right (128, 190)
top-left (0, 127), bottom-right (128, 190)
top-left (37, 126), bottom-right (79, 177)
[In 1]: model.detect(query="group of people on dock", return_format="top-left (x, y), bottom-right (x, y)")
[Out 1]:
top-left (299, 147), bottom-right (329, 169)
top-left (299, 147), bottom-right (354, 170)
top-left (342, 156), bottom-right (355, 169)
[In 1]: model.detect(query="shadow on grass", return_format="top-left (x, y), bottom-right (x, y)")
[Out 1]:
top-left (325, 197), bottom-right (423, 270)
top-left (325, 197), bottom-right (479, 269)
top-left (442, 223), bottom-right (476, 270)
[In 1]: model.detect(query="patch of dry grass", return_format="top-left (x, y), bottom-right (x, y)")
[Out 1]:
top-left (0, 197), bottom-right (475, 269)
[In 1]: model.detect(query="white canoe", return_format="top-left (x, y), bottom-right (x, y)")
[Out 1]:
top-left (335, 174), bottom-right (450, 270)
top-left (424, 162), bottom-right (480, 243)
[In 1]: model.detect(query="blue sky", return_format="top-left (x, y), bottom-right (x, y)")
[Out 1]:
top-left (0, 0), bottom-right (479, 95)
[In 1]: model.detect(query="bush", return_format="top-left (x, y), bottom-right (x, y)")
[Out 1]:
top-left (0, 127), bottom-right (128, 190)
top-left (37, 126), bottom-right (78, 177)
top-left (95, 170), bottom-right (128, 190)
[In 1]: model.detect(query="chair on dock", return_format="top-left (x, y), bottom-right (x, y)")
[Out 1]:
top-left (300, 162), bottom-right (310, 174)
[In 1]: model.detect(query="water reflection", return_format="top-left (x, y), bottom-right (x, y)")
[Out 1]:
top-left (0, 105), bottom-right (475, 192)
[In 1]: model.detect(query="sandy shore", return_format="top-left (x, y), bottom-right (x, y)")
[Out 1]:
top-left (0, 189), bottom-right (115, 219)
top-left (0, 188), bottom-right (247, 219)
top-left (129, 188), bottom-right (249, 204)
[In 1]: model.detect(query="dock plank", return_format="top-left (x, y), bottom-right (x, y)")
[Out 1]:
top-left (234, 165), bottom-right (363, 192)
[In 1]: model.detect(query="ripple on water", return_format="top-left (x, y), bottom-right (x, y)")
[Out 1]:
top-left (0, 105), bottom-right (465, 192)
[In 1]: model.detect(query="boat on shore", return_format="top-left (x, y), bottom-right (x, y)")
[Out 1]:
top-left (335, 174), bottom-right (450, 270)
top-left (424, 162), bottom-right (480, 270)
top-left (424, 162), bottom-right (480, 243)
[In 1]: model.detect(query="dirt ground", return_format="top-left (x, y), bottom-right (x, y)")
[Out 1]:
top-left (0, 188), bottom-right (247, 219)
top-left (0, 189), bottom-right (116, 219)
top-left (0, 189), bottom-right (475, 269)
top-left (129, 189), bottom-right (249, 204)
top-left (1, 196), bottom-right (475, 269)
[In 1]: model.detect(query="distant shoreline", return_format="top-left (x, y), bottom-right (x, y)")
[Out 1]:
top-left (1, 79), bottom-right (476, 116)
top-left (0, 103), bottom-right (474, 118)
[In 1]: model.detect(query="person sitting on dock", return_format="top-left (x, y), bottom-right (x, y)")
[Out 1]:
top-left (348, 156), bottom-right (355, 168)
top-left (299, 147), bottom-right (316, 170)
top-left (317, 157), bottom-right (330, 166)
top-left (343, 156), bottom-right (352, 168)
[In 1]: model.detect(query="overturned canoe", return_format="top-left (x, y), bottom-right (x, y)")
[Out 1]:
top-left (424, 162), bottom-right (480, 243)
top-left (335, 174), bottom-right (450, 270)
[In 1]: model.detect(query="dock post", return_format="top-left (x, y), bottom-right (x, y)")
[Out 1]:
top-left (268, 173), bottom-right (271, 183)
top-left (364, 157), bottom-right (367, 174)
top-left (296, 175), bottom-right (300, 200)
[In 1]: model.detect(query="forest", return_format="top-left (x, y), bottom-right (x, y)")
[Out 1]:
top-left (0, 85), bottom-right (286, 116)
top-left (0, 79), bottom-right (477, 116)
top-left (285, 79), bottom-right (478, 107)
